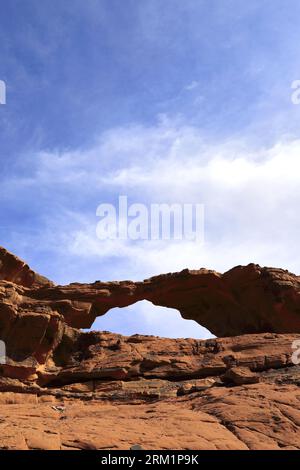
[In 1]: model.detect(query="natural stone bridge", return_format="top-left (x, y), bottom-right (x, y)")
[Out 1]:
top-left (2, 245), bottom-right (300, 334)
top-left (1, 246), bottom-right (300, 450)
top-left (1, 245), bottom-right (300, 379)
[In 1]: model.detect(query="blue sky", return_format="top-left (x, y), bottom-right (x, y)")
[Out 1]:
top-left (1, 0), bottom-right (300, 338)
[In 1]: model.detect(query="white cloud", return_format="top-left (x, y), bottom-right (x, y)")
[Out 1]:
top-left (185, 80), bottom-right (199, 91)
top-left (7, 118), bottom-right (300, 276)
top-left (3, 117), bottom-right (300, 336)
top-left (17, 120), bottom-right (299, 274)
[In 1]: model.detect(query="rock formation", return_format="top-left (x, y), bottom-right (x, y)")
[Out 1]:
top-left (0, 245), bottom-right (299, 450)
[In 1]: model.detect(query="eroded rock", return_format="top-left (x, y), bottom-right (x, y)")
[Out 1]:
top-left (0, 246), bottom-right (299, 449)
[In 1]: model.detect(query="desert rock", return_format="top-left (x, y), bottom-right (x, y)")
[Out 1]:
top-left (0, 246), bottom-right (300, 450)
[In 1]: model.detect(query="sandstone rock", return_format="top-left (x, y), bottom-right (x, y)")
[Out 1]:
top-left (1, 246), bottom-right (300, 380)
top-left (0, 380), bottom-right (299, 450)
top-left (38, 331), bottom-right (297, 386)
top-left (25, 264), bottom-right (300, 336)
top-left (0, 246), bottom-right (53, 288)
top-left (222, 366), bottom-right (260, 385)
top-left (177, 378), bottom-right (216, 395)
top-left (0, 246), bottom-right (299, 449)
top-left (189, 382), bottom-right (300, 450)
top-left (25, 431), bottom-right (61, 451)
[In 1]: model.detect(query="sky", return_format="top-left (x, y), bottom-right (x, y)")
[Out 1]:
top-left (1, 0), bottom-right (300, 338)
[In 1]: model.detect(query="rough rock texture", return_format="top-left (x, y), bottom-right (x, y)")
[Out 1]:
top-left (0, 332), bottom-right (299, 450)
top-left (0, 246), bottom-right (300, 450)
top-left (0, 246), bottom-right (53, 288)
top-left (26, 264), bottom-right (300, 336)
top-left (2, 247), bottom-right (300, 364)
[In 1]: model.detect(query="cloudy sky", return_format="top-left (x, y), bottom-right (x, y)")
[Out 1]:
top-left (1, 0), bottom-right (300, 338)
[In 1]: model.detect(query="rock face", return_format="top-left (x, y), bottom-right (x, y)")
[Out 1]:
top-left (0, 246), bottom-right (53, 288)
top-left (0, 246), bottom-right (300, 450)
top-left (0, 331), bottom-right (299, 450)
top-left (22, 264), bottom-right (300, 336)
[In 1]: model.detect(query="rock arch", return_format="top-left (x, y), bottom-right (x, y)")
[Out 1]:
top-left (1, 245), bottom-right (300, 377)
top-left (27, 263), bottom-right (300, 338)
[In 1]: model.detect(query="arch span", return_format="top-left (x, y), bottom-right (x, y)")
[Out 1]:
top-left (38, 263), bottom-right (300, 337)
top-left (4, 242), bottom-right (299, 338)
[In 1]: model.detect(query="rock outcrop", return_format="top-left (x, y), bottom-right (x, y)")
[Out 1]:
top-left (0, 331), bottom-right (299, 450)
top-left (0, 246), bottom-right (53, 288)
top-left (0, 246), bottom-right (300, 450)
top-left (25, 264), bottom-right (300, 335)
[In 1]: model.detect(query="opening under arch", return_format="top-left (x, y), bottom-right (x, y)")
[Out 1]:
top-left (90, 300), bottom-right (214, 339)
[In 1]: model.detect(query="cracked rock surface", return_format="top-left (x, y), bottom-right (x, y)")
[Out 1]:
top-left (0, 246), bottom-right (300, 450)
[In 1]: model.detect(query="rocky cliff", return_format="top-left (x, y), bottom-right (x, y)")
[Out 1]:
top-left (0, 246), bottom-right (299, 450)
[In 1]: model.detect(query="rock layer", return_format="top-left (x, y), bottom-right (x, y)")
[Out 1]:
top-left (1, 246), bottom-right (300, 377)
top-left (0, 332), bottom-right (299, 450)
top-left (0, 246), bottom-right (53, 288)
top-left (1, 383), bottom-right (300, 451)
top-left (0, 246), bottom-right (300, 449)
top-left (26, 264), bottom-right (300, 336)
